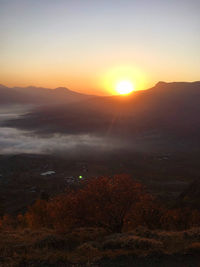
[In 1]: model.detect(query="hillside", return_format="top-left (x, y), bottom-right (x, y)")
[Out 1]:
top-left (4, 81), bottom-right (200, 149)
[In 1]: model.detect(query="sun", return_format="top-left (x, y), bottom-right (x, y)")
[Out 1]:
top-left (115, 80), bottom-right (135, 95)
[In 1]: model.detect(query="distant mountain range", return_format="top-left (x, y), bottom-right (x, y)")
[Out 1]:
top-left (0, 84), bottom-right (93, 105)
top-left (2, 81), bottom-right (200, 150)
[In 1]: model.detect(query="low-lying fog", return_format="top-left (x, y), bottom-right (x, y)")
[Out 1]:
top-left (0, 105), bottom-right (136, 155)
top-left (0, 105), bottom-right (31, 122)
top-left (0, 127), bottom-right (127, 154)
top-left (0, 105), bottom-right (187, 155)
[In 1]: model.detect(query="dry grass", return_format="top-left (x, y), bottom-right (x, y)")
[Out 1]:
top-left (102, 234), bottom-right (163, 250)
top-left (0, 227), bottom-right (200, 266)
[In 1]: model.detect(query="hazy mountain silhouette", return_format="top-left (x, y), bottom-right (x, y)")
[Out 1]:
top-left (0, 84), bottom-right (93, 105)
top-left (2, 81), bottom-right (200, 150)
top-left (0, 84), bottom-right (31, 104)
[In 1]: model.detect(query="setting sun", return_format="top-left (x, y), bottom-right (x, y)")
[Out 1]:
top-left (101, 65), bottom-right (148, 95)
top-left (116, 80), bottom-right (135, 95)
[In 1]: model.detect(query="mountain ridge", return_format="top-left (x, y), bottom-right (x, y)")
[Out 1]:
top-left (0, 84), bottom-right (94, 105)
top-left (3, 81), bottom-right (200, 149)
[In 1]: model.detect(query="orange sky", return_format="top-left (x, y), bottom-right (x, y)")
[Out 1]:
top-left (0, 1), bottom-right (199, 95)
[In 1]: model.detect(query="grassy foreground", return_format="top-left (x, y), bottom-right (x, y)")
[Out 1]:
top-left (0, 227), bottom-right (200, 266)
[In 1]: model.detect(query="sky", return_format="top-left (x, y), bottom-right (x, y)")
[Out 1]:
top-left (0, 0), bottom-right (200, 95)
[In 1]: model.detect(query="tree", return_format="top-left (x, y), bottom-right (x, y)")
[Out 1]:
top-left (0, 214), bottom-right (16, 230)
top-left (73, 174), bottom-right (146, 232)
top-left (0, 198), bottom-right (4, 217)
top-left (25, 175), bottom-right (149, 233)
top-left (25, 199), bottom-right (50, 229)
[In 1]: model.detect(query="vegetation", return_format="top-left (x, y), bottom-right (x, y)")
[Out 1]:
top-left (0, 227), bottom-right (200, 266)
top-left (12, 174), bottom-right (199, 232)
top-left (0, 174), bottom-right (200, 266)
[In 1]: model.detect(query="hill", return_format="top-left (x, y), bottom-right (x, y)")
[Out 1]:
top-left (0, 84), bottom-right (93, 105)
top-left (4, 81), bottom-right (200, 151)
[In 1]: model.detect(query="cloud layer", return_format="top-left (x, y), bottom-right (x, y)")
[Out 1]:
top-left (0, 127), bottom-right (129, 155)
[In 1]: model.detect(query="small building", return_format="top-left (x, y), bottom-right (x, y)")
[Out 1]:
top-left (41, 171), bottom-right (56, 176)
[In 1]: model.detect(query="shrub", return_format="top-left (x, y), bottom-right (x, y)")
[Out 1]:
top-left (185, 242), bottom-right (200, 255)
top-left (26, 175), bottom-right (147, 233)
top-left (23, 175), bottom-right (200, 233)
top-left (0, 214), bottom-right (16, 230)
top-left (25, 199), bottom-right (50, 229)
top-left (71, 174), bottom-right (147, 233)
top-left (33, 234), bottom-right (67, 250)
top-left (102, 233), bottom-right (163, 251)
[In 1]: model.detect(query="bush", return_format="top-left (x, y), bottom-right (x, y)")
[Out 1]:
top-left (102, 233), bottom-right (163, 251)
top-left (185, 242), bottom-right (200, 255)
top-left (33, 234), bottom-right (67, 250)
top-left (25, 175), bottom-right (148, 233)
top-left (25, 199), bottom-right (50, 229)
top-left (0, 214), bottom-right (16, 230)
top-left (67, 227), bottom-right (108, 243)
top-left (22, 175), bottom-right (200, 233)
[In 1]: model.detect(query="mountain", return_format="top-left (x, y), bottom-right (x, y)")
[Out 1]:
top-left (2, 81), bottom-right (200, 151)
top-left (0, 84), bottom-right (93, 105)
top-left (0, 84), bottom-right (31, 104)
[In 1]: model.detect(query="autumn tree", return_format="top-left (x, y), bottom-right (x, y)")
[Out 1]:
top-left (0, 198), bottom-right (4, 217)
top-left (126, 196), bottom-right (164, 230)
top-left (0, 214), bottom-right (16, 230)
top-left (67, 174), bottom-right (146, 232)
top-left (161, 207), bottom-right (200, 230)
top-left (47, 192), bottom-right (78, 231)
top-left (25, 199), bottom-right (50, 229)
top-left (25, 175), bottom-right (155, 232)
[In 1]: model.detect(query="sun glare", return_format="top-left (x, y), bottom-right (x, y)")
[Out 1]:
top-left (116, 80), bottom-right (135, 95)
top-left (101, 65), bottom-right (148, 95)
